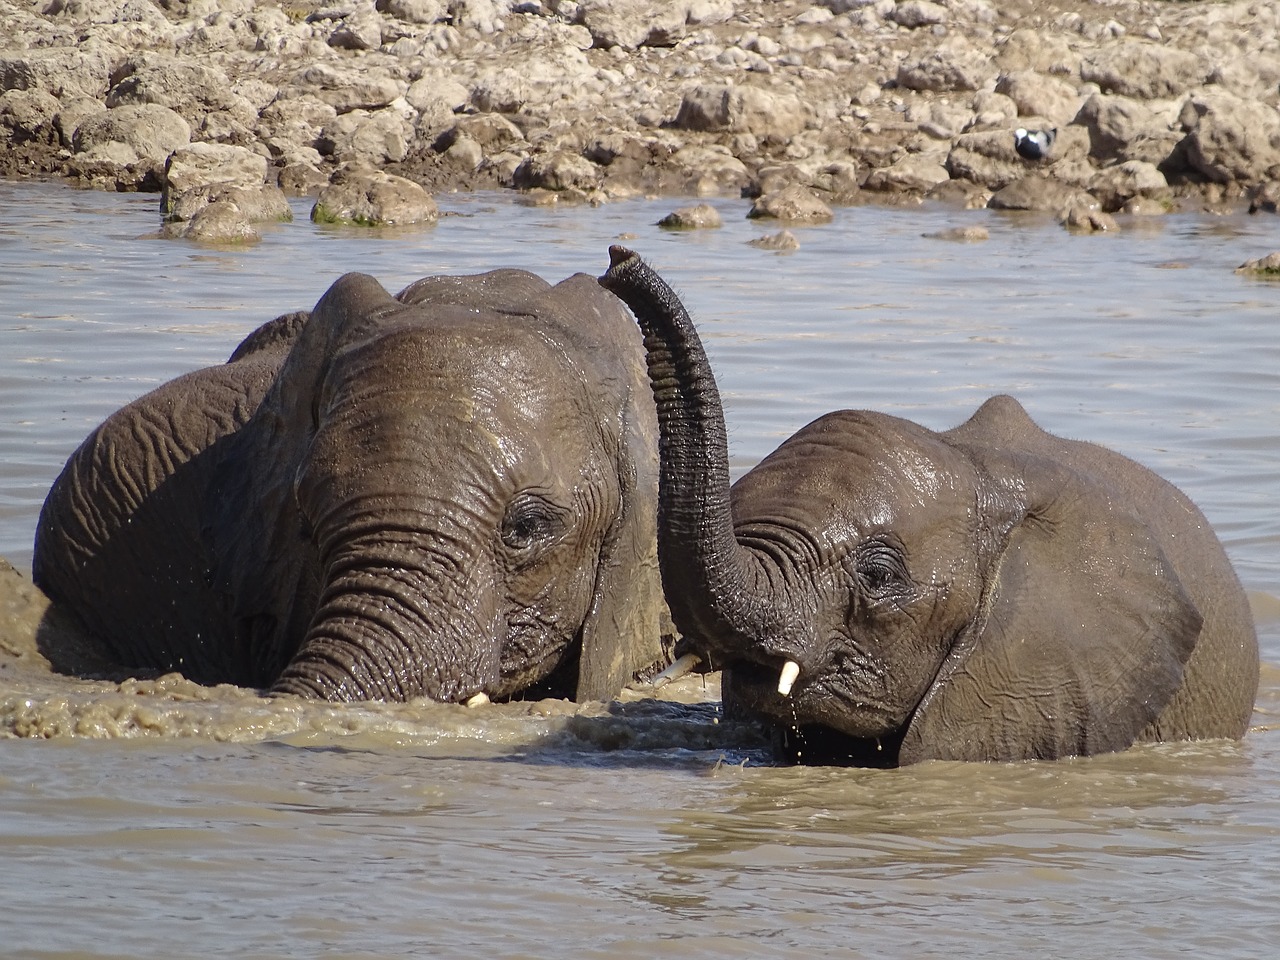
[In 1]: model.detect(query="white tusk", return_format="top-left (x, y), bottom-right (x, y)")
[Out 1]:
top-left (465, 692), bottom-right (490, 708)
top-left (649, 653), bottom-right (703, 689)
top-left (778, 660), bottom-right (801, 697)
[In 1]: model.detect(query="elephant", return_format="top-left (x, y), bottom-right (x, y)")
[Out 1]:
top-left (599, 246), bottom-right (1259, 765)
top-left (33, 266), bottom-right (667, 704)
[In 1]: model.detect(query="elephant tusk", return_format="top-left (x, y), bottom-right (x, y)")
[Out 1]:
top-left (778, 660), bottom-right (800, 697)
top-left (465, 692), bottom-right (490, 708)
top-left (649, 652), bottom-right (703, 689)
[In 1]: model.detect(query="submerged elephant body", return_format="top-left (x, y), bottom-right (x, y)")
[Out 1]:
top-left (601, 246), bottom-right (1258, 765)
top-left (35, 268), bottom-right (666, 703)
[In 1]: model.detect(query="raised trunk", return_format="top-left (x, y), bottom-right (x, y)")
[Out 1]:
top-left (599, 246), bottom-right (798, 664)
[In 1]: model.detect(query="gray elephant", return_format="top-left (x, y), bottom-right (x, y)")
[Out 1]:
top-left (600, 246), bottom-right (1258, 765)
top-left (33, 267), bottom-right (666, 703)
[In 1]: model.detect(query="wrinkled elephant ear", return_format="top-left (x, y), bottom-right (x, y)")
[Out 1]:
top-left (900, 453), bottom-right (1203, 763)
top-left (575, 397), bottom-right (666, 700)
top-left (556, 273), bottom-right (668, 701)
top-left (203, 274), bottom-right (398, 683)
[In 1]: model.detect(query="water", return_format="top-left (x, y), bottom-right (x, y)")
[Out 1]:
top-left (2, 180), bottom-right (1280, 958)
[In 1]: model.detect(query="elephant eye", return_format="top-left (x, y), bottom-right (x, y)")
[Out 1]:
top-left (501, 493), bottom-right (568, 556)
top-left (853, 537), bottom-right (911, 600)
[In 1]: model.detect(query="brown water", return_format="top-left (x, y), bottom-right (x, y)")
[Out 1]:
top-left (2, 180), bottom-right (1279, 958)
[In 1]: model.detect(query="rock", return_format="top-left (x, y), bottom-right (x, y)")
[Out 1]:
top-left (988, 175), bottom-right (1093, 212)
top-left (657, 203), bottom-right (722, 229)
top-left (897, 47), bottom-right (990, 93)
top-left (162, 143), bottom-right (287, 224)
top-left (106, 59), bottom-right (255, 131)
top-left (295, 63), bottom-right (408, 114)
top-left (747, 184), bottom-right (833, 223)
top-left (1248, 182), bottom-right (1280, 215)
top-left (1061, 204), bottom-right (1117, 232)
top-left (889, 1), bottom-right (947, 29)
top-left (1235, 252), bottom-right (1280, 276)
top-left (376, 0), bottom-right (447, 24)
top-left (995, 71), bottom-right (1081, 127)
top-left (748, 229), bottom-right (799, 250)
top-left (278, 161), bottom-right (329, 197)
top-left (165, 183), bottom-right (292, 224)
top-left (1087, 160), bottom-right (1168, 212)
top-left (167, 200), bottom-right (262, 243)
top-left (311, 170), bottom-right (439, 226)
top-left (1176, 93), bottom-right (1280, 186)
top-left (864, 154), bottom-right (951, 194)
top-left (328, 11), bottom-right (384, 50)
top-left (924, 225), bottom-right (990, 241)
top-left (72, 103), bottom-right (191, 163)
top-left (318, 108), bottom-right (415, 167)
top-left (0, 48), bottom-right (113, 100)
top-left (1080, 42), bottom-right (1205, 101)
top-left (995, 28), bottom-right (1077, 75)
top-left (512, 151), bottom-right (601, 192)
top-left (945, 129), bottom-right (1024, 190)
top-left (673, 84), bottom-right (808, 141)
top-left (0, 89), bottom-right (61, 145)
top-left (578, 0), bottom-right (691, 50)
top-left (1072, 93), bottom-right (1160, 164)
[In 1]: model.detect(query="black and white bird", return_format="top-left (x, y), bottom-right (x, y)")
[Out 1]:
top-left (1014, 127), bottom-right (1057, 161)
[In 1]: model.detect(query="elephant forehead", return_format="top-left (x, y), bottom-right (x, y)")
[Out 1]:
top-left (734, 411), bottom-right (981, 537)
top-left (310, 321), bottom-right (608, 472)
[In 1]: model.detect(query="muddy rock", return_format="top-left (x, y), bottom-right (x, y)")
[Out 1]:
top-left (1176, 93), bottom-right (1280, 186)
top-left (748, 229), bottom-right (799, 251)
top-left (657, 203), bottom-right (722, 229)
top-left (311, 168), bottom-right (439, 226)
top-left (72, 103), bottom-right (191, 164)
top-left (1236, 251), bottom-right (1280, 276)
top-left (1080, 42), bottom-right (1205, 102)
top-left (166, 199), bottom-right (262, 243)
top-left (988, 174), bottom-right (1093, 213)
top-left (747, 184), bottom-right (833, 223)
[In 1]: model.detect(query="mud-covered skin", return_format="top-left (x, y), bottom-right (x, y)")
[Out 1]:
top-left (34, 268), bottom-right (666, 704)
top-left (602, 246), bottom-right (1258, 766)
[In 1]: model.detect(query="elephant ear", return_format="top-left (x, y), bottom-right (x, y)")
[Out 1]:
top-left (900, 452), bottom-right (1203, 763)
top-left (550, 274), bottom-right (668, 701)
top-left (202, 275), bottom-right (397, 682)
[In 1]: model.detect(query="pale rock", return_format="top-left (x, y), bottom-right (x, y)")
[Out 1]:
top-left (1086, 160), bottom-right (1169, 212)
top-left (995, 71), bottom-right (1081, 127)
top-left (864, 153), bottom-right (951, 193)
top-left (889, 1), bottom-right (947, 29)
top-left (747, 184), bottom-right (833, 222)
top-left (72, 103), bottom-right (192, 162)
top-left (311, 170), bottom-right (439, 226)
top-left (1177, 93), bottom-right (1280, 185)
top-left (1080, 42), bottom-right (1205, 101)
top-left (988, 174), bottom-right (1093, 212)
top-left (657, 202), bottom-right (723, 229)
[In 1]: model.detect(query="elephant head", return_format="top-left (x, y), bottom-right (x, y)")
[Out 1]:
top-left (35, 267), bottom-right (666, 704)
top-left (600, 246), bottom-right (1257, 765)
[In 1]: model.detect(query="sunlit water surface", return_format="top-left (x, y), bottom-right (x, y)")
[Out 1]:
top-left (2, 180), bottom-right (1279, 958)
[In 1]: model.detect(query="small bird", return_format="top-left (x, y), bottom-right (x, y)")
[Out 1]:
top-left (1014, 127), bottom-right (1057, 161)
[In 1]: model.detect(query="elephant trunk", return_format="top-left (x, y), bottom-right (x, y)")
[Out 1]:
top-left (271, 548), bottom-right (495, 702)
top-left (599, 246), bottom-right (801, 672)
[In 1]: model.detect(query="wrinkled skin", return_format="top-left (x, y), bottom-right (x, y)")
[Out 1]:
top-left (600, 246), bottom-right (1258, 765)
top-left (34, 268), bottom-right (666, 703)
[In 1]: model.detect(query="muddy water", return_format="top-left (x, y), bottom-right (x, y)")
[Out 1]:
top-left (2, 180), bottom-right (1279, 958)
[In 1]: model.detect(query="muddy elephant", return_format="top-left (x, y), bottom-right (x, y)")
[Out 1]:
top-left (600, 246), bottom-right (1258, 765)
top-left (33, 266), bottom-right (667, 703)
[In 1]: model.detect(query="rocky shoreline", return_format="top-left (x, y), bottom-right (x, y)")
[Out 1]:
top-left (3, 0), bottom-right (1280, 236)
